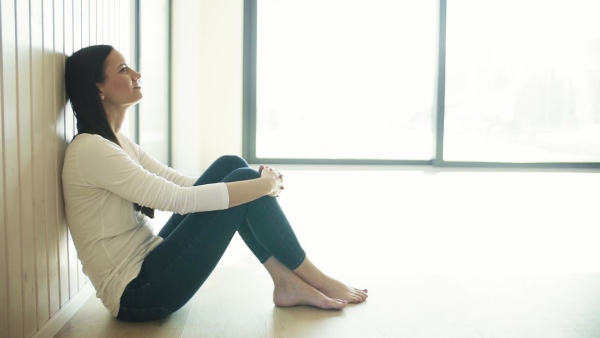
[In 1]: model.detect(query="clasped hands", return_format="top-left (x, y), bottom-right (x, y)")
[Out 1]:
top-left (259, 164), bottom-right (284, 197)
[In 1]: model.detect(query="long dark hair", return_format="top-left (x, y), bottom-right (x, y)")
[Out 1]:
top-left (65, 45), bottom-right (120, 145)
top-left (65, 45), bottom-right (154, 218)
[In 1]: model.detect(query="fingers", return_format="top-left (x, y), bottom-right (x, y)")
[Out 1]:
top-left (259, 165), bottom-right (284, 180)
top-left (269, 186), bottom-right (282, 197)
top-left (260, 165), bottom-right (275, 174)
top-left (260, 165), bottom-right (285, 197)
top-left (272, 168), bottom-right (284, 181)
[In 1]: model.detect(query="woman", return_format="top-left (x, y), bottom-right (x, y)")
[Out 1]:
top-left (62, 45), bottom-right (367, 322)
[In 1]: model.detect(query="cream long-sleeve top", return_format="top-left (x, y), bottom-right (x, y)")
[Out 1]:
top-left (62, 133), bottom-right (229, 317)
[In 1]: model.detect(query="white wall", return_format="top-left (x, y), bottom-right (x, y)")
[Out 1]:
top-left (172, 0), bottom-right (244, 174)
top-left (0, 1), bottom-right (135, 337)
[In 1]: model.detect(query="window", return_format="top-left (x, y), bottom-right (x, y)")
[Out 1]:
top-left (137, 0), bottom-right (171, 165)
top-left (244, 0), bottom-right (600, 168)
top-left (445, 0), bottom-right (600, 162)
top-left (249, 0), bottom-right (437, 162)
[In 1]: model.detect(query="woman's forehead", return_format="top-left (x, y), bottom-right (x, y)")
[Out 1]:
top-left (106, 50), bottom-right (127, 68)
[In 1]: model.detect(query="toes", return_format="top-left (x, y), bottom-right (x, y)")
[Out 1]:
top-left (325, 298), bottom-right (347, 309)
top-left (353, 287), bottom-right (368, 294)
top-left (350, 290), bottom-right (368, 303)
top-left (345, 292), bottom-right (363, 304)
top-left (353, 288), bottom-right (368, 301)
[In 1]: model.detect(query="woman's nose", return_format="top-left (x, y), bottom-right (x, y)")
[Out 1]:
top-left (132, 70), bottom-right (141, 80)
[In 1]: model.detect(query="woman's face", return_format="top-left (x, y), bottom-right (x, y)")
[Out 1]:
top-left (97, 50), bottom-right (142, 107)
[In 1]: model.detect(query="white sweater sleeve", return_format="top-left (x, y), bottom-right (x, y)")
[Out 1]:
top-left (76, 135), bottom-right (229, 214)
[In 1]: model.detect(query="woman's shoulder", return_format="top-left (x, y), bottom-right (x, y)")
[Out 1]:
top-left (116, 132), bottom-right (135, 146)
top-left (115, 132), bottom-right (142, 155)
top-left (68, 133), bottom-right (121, 153)
top-left (71, 133), bottom-right (108, 142)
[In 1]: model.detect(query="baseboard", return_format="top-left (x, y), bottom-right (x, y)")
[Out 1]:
top-left (30, 283), bottom-right (95, 338)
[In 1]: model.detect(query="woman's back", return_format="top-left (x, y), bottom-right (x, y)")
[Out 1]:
top-left (62, 133), bottom-right (162, 316)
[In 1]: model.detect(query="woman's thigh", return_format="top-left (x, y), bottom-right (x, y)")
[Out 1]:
top-left (118, 166), bottom-right (267, 322)
top-left (118, 205), bottom-right (247, 322)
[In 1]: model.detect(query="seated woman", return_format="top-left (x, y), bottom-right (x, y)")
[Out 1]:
top-left (62, 45), bottom-right (367, 322)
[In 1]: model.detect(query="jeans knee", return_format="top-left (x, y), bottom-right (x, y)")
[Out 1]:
top-left (223, 167), bottom-right (260, 182)
top-left (216, 155), bottom-right (248, 169)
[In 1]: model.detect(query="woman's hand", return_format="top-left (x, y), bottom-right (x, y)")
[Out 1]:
top-left (225, 164), bottom-right (285, 208)
top-left (259, 165), bottom-right (284, 197)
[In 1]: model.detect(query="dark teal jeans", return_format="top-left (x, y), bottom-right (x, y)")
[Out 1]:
top-left (117, 156), bottom-right (306, 322)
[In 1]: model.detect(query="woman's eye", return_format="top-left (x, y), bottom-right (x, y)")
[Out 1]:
top-left (121, 66), bottom-right (128, 72)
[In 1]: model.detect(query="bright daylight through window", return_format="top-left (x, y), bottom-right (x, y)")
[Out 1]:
top-left (253, 0), bottom-right (600, 164)
top-left (256, 0), bottom-right (437, 160)
top-left (445, 0), bottom-right (600, 162)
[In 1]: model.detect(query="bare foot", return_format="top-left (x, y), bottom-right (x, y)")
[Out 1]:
top-left (273, 273), bottom-right (347, 309)
top-left (315, 278), bottom-right (368, 304)
top-left (293, 258), bottom-right (368, 304)
top-left (265, 257), bottom-right (347, 310)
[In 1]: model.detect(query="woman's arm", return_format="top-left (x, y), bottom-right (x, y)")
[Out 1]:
top-left (77, 135), bottom-right (285, 212)
top-left (226, 166), bottom-right (283, 208)
top-left (76, 136), bottom-right (228, 214)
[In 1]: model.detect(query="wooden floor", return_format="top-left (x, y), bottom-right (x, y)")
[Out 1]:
top-left (56, 168), bottom-right (600, 338)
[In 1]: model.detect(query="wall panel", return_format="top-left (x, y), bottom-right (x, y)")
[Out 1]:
top-left (1, 2), bottom-right (25, 338)
top-left (0, 0), bottom-right (7, 333)
top-left (41, 0), bottom-right (61, 318)
top-left (30, 0), bottom-right (50, 329)
top-left (0, 0), bottom-right (137, 336)
top-left (15, 1), bottom-right (37, 336)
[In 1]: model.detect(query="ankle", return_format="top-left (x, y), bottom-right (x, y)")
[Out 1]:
top-left (293, 260), bottom-right (327, 289)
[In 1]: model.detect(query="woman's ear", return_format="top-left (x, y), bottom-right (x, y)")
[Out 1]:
top-left (97, 85), bottom-right (105, 101)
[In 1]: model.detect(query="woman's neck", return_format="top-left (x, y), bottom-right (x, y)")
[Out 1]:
top-left (104, 104), bottom-right (128, 134)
